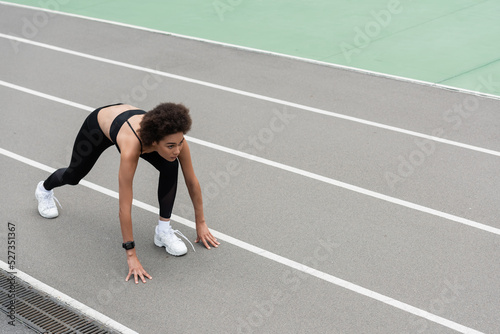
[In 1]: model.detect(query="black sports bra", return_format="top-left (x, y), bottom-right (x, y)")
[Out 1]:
top-left (109, 108), bottom-right (146, 154)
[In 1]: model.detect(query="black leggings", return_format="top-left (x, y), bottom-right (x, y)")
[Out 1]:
top-left (43, 106), bottom-right (178, 219)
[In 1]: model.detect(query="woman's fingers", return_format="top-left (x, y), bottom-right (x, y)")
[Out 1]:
top-left (196, 233), bottom-right (220, 249)
top-left (126, 267), bottom-right (152, 284)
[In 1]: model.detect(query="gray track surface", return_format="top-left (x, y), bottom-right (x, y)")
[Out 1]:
top-left (1, 5), bottom-right (499, 334)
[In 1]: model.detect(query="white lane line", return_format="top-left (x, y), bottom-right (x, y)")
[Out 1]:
top-left (1, 32), bottom-right (500, 159)
top-left (0, 261), bottom-right (138, 334)
top-left (1, 79), bottom-right (499, 238)
top-left (1, 0), bottom-right (499, 102)
top-left (186, 136), bottom-right (500, 236)
top-left (0, 147), bottom-right (485, 334)
top-left (0, 80), bottom-right (94, 112)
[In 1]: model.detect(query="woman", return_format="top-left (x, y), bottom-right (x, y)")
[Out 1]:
top-left (35, 102), bottom-right (219, 284)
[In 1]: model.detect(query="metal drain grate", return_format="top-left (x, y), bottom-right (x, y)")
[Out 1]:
top-left (0, 269), bottom-right (119, 334)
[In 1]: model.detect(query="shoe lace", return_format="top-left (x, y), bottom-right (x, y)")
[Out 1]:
top-left (52, 195), bottom-right (62, 208)
top-left (42, 191), bottom-right (62, 209)
top-left (172, 229), bottom-right (196, 252)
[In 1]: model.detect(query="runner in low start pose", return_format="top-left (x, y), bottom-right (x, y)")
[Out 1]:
top-left (35, 102), bottom-right (219, 283)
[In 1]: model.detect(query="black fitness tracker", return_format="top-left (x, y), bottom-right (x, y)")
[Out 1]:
top-left (122, 241), bottom-right (135, 250)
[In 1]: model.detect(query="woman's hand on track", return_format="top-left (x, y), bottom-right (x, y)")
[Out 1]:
top-left (125, 250), bottom-right (152, 284)
top-left (195, 221), bottom-right (220, 249)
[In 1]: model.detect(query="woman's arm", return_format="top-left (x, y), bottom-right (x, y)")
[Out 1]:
top-left (118, 152), bottom-right (136, 243)
top-left (178, 141), bottom-right (220, 249)
top-left (118, 149), bottom-right (152, 283)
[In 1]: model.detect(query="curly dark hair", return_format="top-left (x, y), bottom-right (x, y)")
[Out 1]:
top-left (139, 103), bottom-right (192, 147)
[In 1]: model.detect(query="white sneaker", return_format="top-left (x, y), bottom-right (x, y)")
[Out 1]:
top-left (35, 181), bottom-right (60, 219)
top-left (154, 226), bottom-right (195, 256)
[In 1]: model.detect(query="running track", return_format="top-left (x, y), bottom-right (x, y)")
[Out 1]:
top-left (0, 4), bottom-right (499, 334)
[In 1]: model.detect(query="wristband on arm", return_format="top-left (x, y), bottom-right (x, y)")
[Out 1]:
top-left (122, 241), bottom-right (135, 250)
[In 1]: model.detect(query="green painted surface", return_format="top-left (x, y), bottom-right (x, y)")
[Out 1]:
top-left (4, 0), bottom-right (500, 96)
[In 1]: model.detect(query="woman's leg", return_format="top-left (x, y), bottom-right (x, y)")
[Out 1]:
top-left (36, 108), bottom-right (113, 218)
top-left (140, 152), bottom-right (179, 219)
top-left (140, 153), bottom-right (191, 255)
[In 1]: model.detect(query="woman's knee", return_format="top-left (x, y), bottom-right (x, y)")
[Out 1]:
top-left (62, 168), bottom-right (83, 186)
